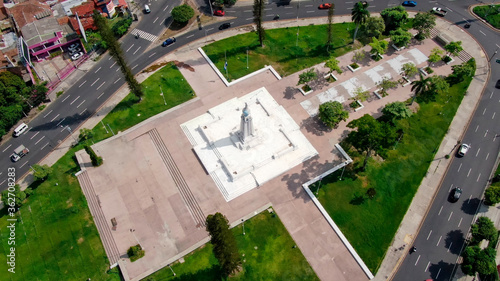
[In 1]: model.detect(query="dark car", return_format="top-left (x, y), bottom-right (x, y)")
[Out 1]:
top-left (449, 187), bottom-right (462, 203)
top-left (162, 37), bottom-right (176, 47)
top-left (496, 79), bottom-right (500, 89)
top-left (219, 23), bottom-right (231, 30)
top-left (402, 1), bottom-right (417, 7)
top-left (318, 3), bottom-right (332, 9)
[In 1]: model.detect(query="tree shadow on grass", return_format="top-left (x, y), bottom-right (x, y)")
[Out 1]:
top-left (444, 229), bottom-right (465, 255)
top-left (349, 193), bottom-right (365, 205)
top-left (153, 265), bottom-right (225, 281)
top-left (299, 115), bottom-right (330, 137)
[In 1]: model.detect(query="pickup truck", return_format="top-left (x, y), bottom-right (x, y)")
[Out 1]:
top-left (432, 7), bottom-right (447, 16)
top-left (11, 144), bottom-right (29, 162)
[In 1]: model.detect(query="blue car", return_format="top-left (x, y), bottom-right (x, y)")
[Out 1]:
top-left (402, 1), bottom-right (417, 7)
top-left (162, 37), bottom-right (176, 47)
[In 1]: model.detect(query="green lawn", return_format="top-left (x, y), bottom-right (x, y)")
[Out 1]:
top-left (313, 76), bottom-right (474, 273)
top-left (202, 23), bottom-right (356, 81)
top-left (144, 210), bottom-right (319, 281)
top-left (473, 5), bottom-right (500, 29)
top-left (0, 63), bottom-right (194, 280)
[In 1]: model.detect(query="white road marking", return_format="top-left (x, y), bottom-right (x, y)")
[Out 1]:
top-left (438, 206), bottom-right (443, 215)
top-left (77, 100), bottom-right (85, 108)
top-left (79, 108), bottom-right (86, 115)
top-left (163, 5), bottom-right (168, 11)
top-left (133, 46), bottom-right (142, 55)
top-left (448, 212), bottom-right (453, 221)
top-left (477, 173), bottom-right (481, 182)
top-left (436, 268), bottom-right (442, 279)
top-left (476, 148), bottom-right (480, 157)
top-left (497, 44), bottom-right (500, 49)
top-left (114, 78), bottom-right (121, 84)
top-left (449, 184), bottom-right (453, 192)
top-left (284, 6), bottom-right (294, 9)
top-left (43, 110), bottom-right (53, 118)
top-left (492, 112), bottom-right (496, 119)
top-left (467, 168), bottom-right (471, 177)
top-left (110, 62), bottom-right (116, 68)
top-left (447, 242), bottom-right (453, 252)
top-left (2, 144), bottom-right (12, 152)
top-left (95, 67), bottom-right (101, 73)
top-left (458, 163), bottom-right (462, 172)
top-left (40, 142), bottom-right (49, 150)
top-left (305, 4), bottom-right (313, 7)
top-left (207, 28), bottom-right (214, 31)
top-left (97, 92), bottom-right (105, 99)
top-left (483, 108), bottom-right (487, 115)
top-left (55, 118), bottom-right (65, 127)
top-left (153, 17), bottom-right (159, 24)
top-left (475, 125), bottom-right (479, 132)
top-left (479, 30), bottom-right (486, 36)
top-left (458, 217), bottom-right (463, 227)
top-left (437, 235), bottom-right (442, 246)
top-left (70, 96), bottom-right (80, 105)
top-left (427, 230), bottom-right (432, 240)
top-left (0, 179), bottom-right (5, 186)
top-left (132, 64), bottom-right (138, 70)
top-left (20, 161), bottom-right (28, 168)
top-left (116, 68), bottom-right (120, 72)
top-left (35, 136), bottom-right (45, 145)
top-left (244, 9), bottom-right (252, 12)
top-left (50, 114), bottom-right (60, 122)
top-left (415, 255), bottom-right (420, 266)
top-left (445, 6), bottom-right (453, 12)
top-left (425, 261), bottom-right (431, 272)
top-left (486, 153), bottom-right (489, 160)
top-left (91, 78), bottom-right (100, 87)
top-left (491, 92), bottom-right (494, 99)
top-left (30, 131), bottom-right (39, 140)
top-left (187, 34), bottom-right (194, 38)
top-left (264, 8), bottom-right (272, 10)
top-left (468, 195), bottom-right (472, 203)
top-left (149, 52), bottom-right (156, 58)
top-left (484, 130), bottom-right (488, 137)
top-left (79, 81), bottom-right (86, 88)
top-left (97, 81), bottom-right (106, 90)
top-left (306, 10), bottom-right (315, 13)
top-left (126, 44), bottom-right (134, 52)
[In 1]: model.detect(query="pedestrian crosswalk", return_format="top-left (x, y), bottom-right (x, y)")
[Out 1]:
top-left (131, 29), bottom-right (158, 42)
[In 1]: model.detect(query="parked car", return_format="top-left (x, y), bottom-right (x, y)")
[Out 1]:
top-left (214, 10), bottom-right (225, 16)
top-left (431, 7), bottom-right (447, 16)
top-left (144, 4), bottom-right (151, 13)
top-left (219, 22), bottom-right (231, 30)
top-left (69, 48), bottom-right (82, 54)
top-left (162, 37), bottom-right (176, 47)
top-left (71, 52), bottom-right (83, 61)
top-left (68, 43), bottom-right (79, 50)
top-left (449, 187), bottom-right (462, 203)
top-left (496, 79), bottom-right (500, 89)
top-left (318, 3), bottom-right (332, 9)
top-left (402, 1), bottom-right (417, 7)
top-left (457, 143), bottom-right (470, 157)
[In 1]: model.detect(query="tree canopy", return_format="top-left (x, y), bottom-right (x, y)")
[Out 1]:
top-left (382, 101), bottom-right (412, 123)
top-left (362, 16), bottom-right (385, 39)
top-left (445, 41), bottom-right (463, 57)
top-left (462, 246), bottom-right (497, 276)
top-left (450, 59), bottom-right (476, 83)
top-left (485, 185), bottom-right (500, 206)
top-left (380, 6), bottom-right (408, 33)
top-left (205, 213), bottom-right (241, 276)
top-left (401, 62), bottom-right (418, 78)
top-left (171, 4), bottom-right (195, 23)
top-left (413, 12), bottom-right (436, 40)
top-left (428, 47), bottom-right (444, 65)
top-left (319, 101), bottom-right (349, 129)
top-left (325, 57), bottom-right (342, 74)
top-left (32, 164), bottom-right (52, 182)
top-left (369, 38), bottom-right (388, 57)
top-left (471, 217), bottom-right (498, 242)
top-left (297, 69), bottom-right (317, 85)
top-left (390, 28), bottom-right (412, 48)
top-left (351, 1), bottom-right (370, 41)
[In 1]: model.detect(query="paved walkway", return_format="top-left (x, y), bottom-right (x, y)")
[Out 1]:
top-left (23, 12), bottom-right (494, 281)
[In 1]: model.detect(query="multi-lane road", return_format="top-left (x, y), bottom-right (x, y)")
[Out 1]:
top-left (0, 0), bottom-right (499, 280)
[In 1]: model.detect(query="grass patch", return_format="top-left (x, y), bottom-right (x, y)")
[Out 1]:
top-left (144, 210), bottom-right (319, 281)
top-left (316, 76), bottom-right (474, 273)
top-left (202, 23), bottom-right (356, 81)
top-left (473, 5), bottom-right (500, 29)
top-left (0, 63), bottom-right (194, 280)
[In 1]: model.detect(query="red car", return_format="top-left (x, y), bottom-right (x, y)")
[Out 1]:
top-left (318, 3), bottom-right (332, 9)
top-left (214, 10), bottom-right (225, 16)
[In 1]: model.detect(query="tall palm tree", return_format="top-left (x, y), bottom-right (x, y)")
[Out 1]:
top-left (351, 1), bottom-right (369, 42)
top-left (410, 73), bottom-right (431, 105)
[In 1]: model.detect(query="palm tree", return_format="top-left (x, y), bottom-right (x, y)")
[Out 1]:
top-left (351, 1), bottom-right (370, 42)
top-left (410, 73), bottom-right (431, 105)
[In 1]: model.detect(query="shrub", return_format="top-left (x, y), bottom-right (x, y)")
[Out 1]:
top-left (350, 101), bottom-right (360, 108)
top-left (425, 66), bottom-right (434, 74)
top-left (50, 50), bottom-right (62, 58)
top-left (56, 90), bottom-right (64, 97)
top-left (350, 63), bottom-right (360, 69)
top-left (485, 185), bottom-right (500, 206)
top-left (127, 245), bottom-right (145, 262)
top-left (171, 4), bottom-right (195, 23)
top-left (318, 101), bottom-right (349, 129)
top-left (112, 17), bottom-right (133, 37)
top-left (38, 105), bottom-right (46, 111)
top-left (85, 145), bottom-right (103, 167)
top-left (443, 56), bottom-right (452, 63)
top-left (32, 164), bottom-right (52, 182)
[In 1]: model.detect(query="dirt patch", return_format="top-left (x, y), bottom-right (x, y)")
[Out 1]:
top-left (407, 102), bottom-right (420, 113)
top-left (66, 198), bottom-right (73, 208)
top-left (77, 237), bottom-right (84, 244)
top-left (142, 61), bottom-right (172, 73)
top-left (173, 60), bottom-right (195, 72)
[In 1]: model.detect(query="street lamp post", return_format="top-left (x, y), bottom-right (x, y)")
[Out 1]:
top-left (488, 47), bottom-right (498, 62)
top-left (242, 219), bottom-right (245, 235)
top-left (168, 264), bottom-right (176, 276)
top-left (160, 86), bottom-right (166, 105)
top-left (61, 125), bottom-right (78, 143)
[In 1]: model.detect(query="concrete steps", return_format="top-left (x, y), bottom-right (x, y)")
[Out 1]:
top-left (77, 170), bottom-right (121, 265)
top-left (148, 129), bottom-right (206, 227)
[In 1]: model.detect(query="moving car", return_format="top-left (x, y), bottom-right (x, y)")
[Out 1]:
top-left (449, 187), bottom-right (462, 203)
top-left (162, 37), bottom-right (176, 47)
top-left (219, 22), bottom-right (231, 30)
top-left (402, 1), bottom-right (417, 7)
top-left (457, 143), bottom-right (470, 157)
top-left (13, 123), bottom-right (28, 137)
top-left (318, 3), bottom-right (332, 9)
top-left (71, 52), bottom-right (83, 61)
top-left (10, 145), bottom-right (29, 162)
top-left (432, 7), bottom-right (447, 16)
top-left (144, 4), bottom-right (151, 13)
top-left (214, 10), bottom-right (225, 16)
top-left (496, 79), bottom-right (500, 89)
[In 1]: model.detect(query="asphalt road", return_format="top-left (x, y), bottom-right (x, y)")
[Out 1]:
top-left (0, 1), bottom-right (499, 280)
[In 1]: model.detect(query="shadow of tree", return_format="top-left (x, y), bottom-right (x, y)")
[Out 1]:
top-left (461, 198), bottom-right (482, 215)
top-left (444, 229), bottom-right (465, 255)
top-left (299, 115), bottom-right (330, 136)
top-left (428, 260), bottom-right (455, 281)
top-left (283, 86), bottom-right (299, 100)
top-left (349, 193), bottom-right (365, 205)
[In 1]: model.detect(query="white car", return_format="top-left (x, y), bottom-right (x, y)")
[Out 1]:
top-left (71, 52), bottom-right (83, 61)
top-left (457, 143), bottom-right (470, 157)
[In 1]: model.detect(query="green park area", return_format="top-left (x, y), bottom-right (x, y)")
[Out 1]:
top-left (202, 23), bottom-right (356, 81)
top-left (144, 210), bottom-right (318, 281)
top-left (473, 5), bottom-right (500, 29)
top-left (0, 62), bottom-right (194, 280)
top-left (310, 73), bottom-right (474, 272)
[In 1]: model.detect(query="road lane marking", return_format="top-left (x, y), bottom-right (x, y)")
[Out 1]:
top-left (116, 67), bottom-right (120, 72)
top-left (491, 92), bottom-right (494, 99)
top-left (97, 81), bottom-right (106, 90)
top-left (284, 6), bottom-right (293, 9)
top-left (458, 163), bottom-right (462, 172)
top-left (449, 184), bottom-right (453, 192)
top-left (43, 110), bottom-right (53, 118)
top-left (483, 108), bottom-right (487, 115)
top-left (479, 30), bottom-right (486, 36)
top-left (467, 168), bottom-right (471, 177)
top-left (110, 62), bottom-right (116, 68)
top-left (114, 78), bottom-right (121, 84)
top-left (436, 268), bottom-right (441, 279)
top-left (475, 125), bottom-right (479, 132)
top-left (0, 179), bottom-right (5, 186)
top-left (149, 52), bottom-right (156, 58)
top-left (448, 212), bottom-right (453, 221)
top-left (484, 130), bottom-right (488, 137)
top-left (60, 127), bottom-right (66, 132)
top-left (133, 46), bottom-right (142, 55)
top-left (30, 131), bottom-right (39, 140)
top-left (20, 161), bottom-right (28, 168)
top-left (132, 65), bottom-right (138, 70)
top-left (70, 96), bottom-right (80, 105)
top-left (264, 8), bottom-right (272, 10)
top-left (95, 67), bottom-right (101, 73)
top-left (477, 173), bottom-right (481, 182)
top-left (414, 255), bottom-right (420, 266)
top-left (79, 108), bottom-right (86, 115)
top-left (79, 81), bottom-right (86, 88)
top-left (306, 10), bottom-right (315, 13)
top-left (91, 78), bottom-right (100, 87)
top-left (427, 230), bottom-right (432, 240)
top-left (77, 100), bottom-right (85, 108)
top-left (245, 18), bottom-right (253, 21)
top-left (41, 142), bottom-right (49, 150)
top-left (187, 34), bottom-right (194, 38)
top-left (468, 195), bottom-right (472, 203)
top-left (50, 114), bottom-right (60, 122)
top-left (476, 148), bottom-right (480, 157)
top-left (486, 153), bottom-right (489, 160)
top-left (2, 144), bottom-right (12, 152)
top-left (153, 17), bottom-right (159, 24)
top-left (207, 28), bottom-right (214, 31)
top-left (448, 242), bottom-right (453, 252)
top-left (126, 44), bottom-right (134, 52)
top-left (458, 217), bottom-right (463, 227)
top-left (425, 261), bottom-right (430, 272)
top-left (62, 94), bottom-right (71, 102)
top-left (437, 235), bottom-right (442, 246)
top-left (438, 206), bottom-right (443, 215)
top-left (492, 112), bottom-right (496, 119)
top-left (35, 136), bottom-right (45, 145)
top-left (56, 117), bottom-right (65, 127)
top-left (163, 5), bottom-right (168, 11)
top-left (97, 92), bottom-right (105, 99)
